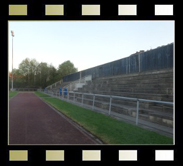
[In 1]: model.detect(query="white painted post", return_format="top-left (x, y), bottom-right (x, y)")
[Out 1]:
top-left (92, 95), bottom-right (95, 110)
top-left (82, 93), bottom-right (84, 105)
top-left (109, 96), bottom-right (112, 115)
top-left (136, 99), bottom-right (139, 125)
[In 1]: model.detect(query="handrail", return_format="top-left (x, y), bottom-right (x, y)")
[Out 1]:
top-left (138, 98), bottom-right (173, 105)
top-left (39, 89), bottom-right (173, 127)
top-left (67, 91), bottom-right (173, 105)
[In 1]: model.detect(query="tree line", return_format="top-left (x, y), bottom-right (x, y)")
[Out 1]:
top-left (9, 58), bottom-right (78, 89)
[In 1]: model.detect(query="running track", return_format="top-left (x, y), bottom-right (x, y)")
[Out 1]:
top-left (9, 92), bottom-right (98, 144)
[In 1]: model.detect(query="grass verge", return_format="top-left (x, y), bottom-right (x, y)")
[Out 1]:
top-left (35, 91), bottom-right (51, 97)
top-left (9, 91), bottom-right (18, 98)
top-left (35, 93), bottom-right (173, 144)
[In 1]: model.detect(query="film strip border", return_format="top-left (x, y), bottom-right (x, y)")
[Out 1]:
top-left (8, 4), bottom-right (174, 16)
top-left (8, 149), bottom-right (175, 161)
top-left (4, 1), bottom-right (177, 165)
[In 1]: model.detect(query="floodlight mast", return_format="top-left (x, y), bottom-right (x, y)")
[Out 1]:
top-left (11, 30), bottom-right (14, 91)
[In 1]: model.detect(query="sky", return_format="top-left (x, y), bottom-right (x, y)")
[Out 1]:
top-left (8, 21), bottom-right (174, 72)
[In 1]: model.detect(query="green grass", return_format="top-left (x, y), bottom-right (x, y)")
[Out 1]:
top-left (34, 91), bottom-right (51, 97)
top-left (35, 93), bottom-right (173, 144)
top-left (9, 91), bottom-right (18, 98)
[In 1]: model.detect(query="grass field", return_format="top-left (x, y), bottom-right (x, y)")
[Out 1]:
top-left (9, 91), bottom-right (18, 98)
top-left (35, 92), bottom-right (173, 145)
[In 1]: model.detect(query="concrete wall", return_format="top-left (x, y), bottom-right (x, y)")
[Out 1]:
top-left (63, 43), bottom-right (173, 82)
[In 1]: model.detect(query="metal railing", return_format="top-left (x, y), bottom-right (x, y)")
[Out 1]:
top-left (39, 89), bottom-right (173, 126)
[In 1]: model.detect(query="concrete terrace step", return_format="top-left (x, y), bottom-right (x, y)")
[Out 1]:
top-left (76, 89), bottom-right (173, 102)
top-left (110, 104), bottom-right (173, 127)
top-left (94, 77), bottom-right (173, 86)
top-left (149, 104), bottom-right (173, 113)
top-left (80, 88), bottom-right (173, 97)
top-left (109, 88), bottom-right (172, 94)
top-left (83, 87), bottom-right (173, 95)
top-left (111, 103), bottom-right (173, 119)
top-left (87, 81), bottom-right (173, 88)
top-left (83, 82), bottom-right (173, 93)
top-left (100, 78), bottom-right (173, 85)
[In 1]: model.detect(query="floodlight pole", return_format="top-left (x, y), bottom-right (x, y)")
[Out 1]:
top-left (11, 31), bottom-right (14, 91)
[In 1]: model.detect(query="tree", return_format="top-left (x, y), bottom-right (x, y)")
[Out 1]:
top-left (19, 58), bottom-right (39, 87)
top-left (29, 59), bottom-right (39, 86)
top-left (46, 64), bottom-right (58, 85)
top-left (58, 60), bottom-right (78, 78)
top-left (9, 68), bottom-right (25, 89)
top-left (19, 58), bottom-right (31, 86)
top-left (11, 58), bottom-right (78, 89)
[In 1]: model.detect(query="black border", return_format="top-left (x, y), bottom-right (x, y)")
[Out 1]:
top-left (0, 0), bottom-right (180, 166)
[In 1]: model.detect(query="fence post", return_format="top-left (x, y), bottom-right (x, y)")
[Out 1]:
top-left (136, 99), bottom-right (139, 125)
top-left (92, 95), bottom-right (95, 110)
top-left (74, 92), bottom-right (75, 102)
top-left (109, 96), bottom-right (112, 115)
top-left (68, 91), bottom-right (69, 101)
top-left (82, 93), bottom-right (84, 105)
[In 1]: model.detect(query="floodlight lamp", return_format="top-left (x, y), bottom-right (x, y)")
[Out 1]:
top-left (11, 30), bottom-right (14, 37)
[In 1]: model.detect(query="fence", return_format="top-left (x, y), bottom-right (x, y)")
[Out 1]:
top-left (39, 89), bottom-right (173, 136)
top-left (63, 43), bottom-right (173, 82)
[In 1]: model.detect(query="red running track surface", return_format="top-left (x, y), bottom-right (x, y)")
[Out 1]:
top-left (9, 92), bottom-right (98, 145)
